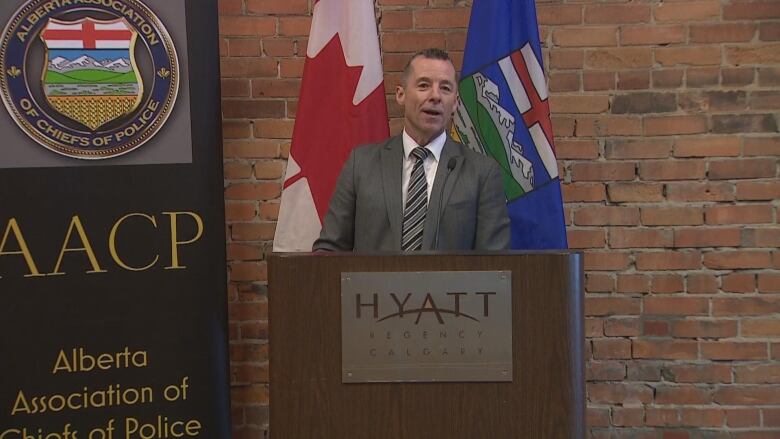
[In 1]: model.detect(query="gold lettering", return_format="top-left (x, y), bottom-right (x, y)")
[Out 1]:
top-left (11, 390), bottom-right (31, 415)
top-left (0, 218), bottom-right (43, 278)
top-left (52, 349), bottom-right (73, 373)
top-left (163, 212), bottom-right (203, 270)
top-left (109, 213), bottom-right (159, 271)
top-left (50, 216), bottom-right (107, 275)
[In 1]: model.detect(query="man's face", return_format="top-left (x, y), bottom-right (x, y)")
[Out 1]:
top-left (396, 56), bottom-right (458, 145)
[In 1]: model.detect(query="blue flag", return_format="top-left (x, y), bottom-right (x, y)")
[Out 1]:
top-left (454, 0), bottom-right (568, 249)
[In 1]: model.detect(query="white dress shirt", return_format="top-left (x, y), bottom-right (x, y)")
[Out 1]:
top-left (401, 130), bottom-right (446, 206)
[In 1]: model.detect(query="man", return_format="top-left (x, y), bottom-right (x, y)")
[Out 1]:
top-left (313, 48), bottom-right (510, 251)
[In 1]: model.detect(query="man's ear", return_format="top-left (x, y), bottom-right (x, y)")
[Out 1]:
top-left (395, 84), bottom-right (405, 106)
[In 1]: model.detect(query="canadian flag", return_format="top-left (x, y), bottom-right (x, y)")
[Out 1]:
top-left (273, 0), bottom-right (389, 252)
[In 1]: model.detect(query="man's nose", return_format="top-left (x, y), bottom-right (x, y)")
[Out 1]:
top-left (429, 85), bottom-right (441, 101)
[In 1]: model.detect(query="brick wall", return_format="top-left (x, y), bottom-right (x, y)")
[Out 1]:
top-left (219, 0), bottom-right (780, 436)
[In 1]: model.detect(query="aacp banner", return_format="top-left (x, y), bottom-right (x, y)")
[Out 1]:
top-left (0, 0), bottom-right (230, 437)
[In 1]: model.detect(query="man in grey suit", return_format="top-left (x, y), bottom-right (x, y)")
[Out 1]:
top-left (313, 48), bottom-right (510, 252)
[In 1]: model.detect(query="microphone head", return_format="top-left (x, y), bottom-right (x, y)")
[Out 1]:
top-left (446, 157), bottom-right (457, 171)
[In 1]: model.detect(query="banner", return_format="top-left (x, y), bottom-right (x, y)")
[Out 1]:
top-left (273, 0), bottom-right (389, 252)
top-left (455, 0), bottom-right (568, 249)
top-left (0, 0), bottom-right (231, 437)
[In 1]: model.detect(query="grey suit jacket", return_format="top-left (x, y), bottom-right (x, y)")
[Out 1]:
top-left (313, 135), bottom-right (510, 251)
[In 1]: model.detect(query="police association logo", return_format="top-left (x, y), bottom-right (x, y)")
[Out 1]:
top-left (0, 0), bottom-right (178, 159)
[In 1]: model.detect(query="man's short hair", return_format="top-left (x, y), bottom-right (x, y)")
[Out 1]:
top-left (400, 48), bottom-right (455, 86)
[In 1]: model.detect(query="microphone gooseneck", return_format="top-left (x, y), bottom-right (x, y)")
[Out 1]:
top-left (433, 158), bottom-right (458, 250)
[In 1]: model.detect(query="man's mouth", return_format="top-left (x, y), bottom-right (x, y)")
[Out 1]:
top-left (422, 109), bottom-right (442, 116)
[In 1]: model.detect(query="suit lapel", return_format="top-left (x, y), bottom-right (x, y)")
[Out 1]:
top-left (381, 135), bottom-right (404, 250)
top-left (422, 138), bottom-right (463, 250)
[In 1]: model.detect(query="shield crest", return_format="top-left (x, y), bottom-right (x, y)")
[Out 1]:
top-left (40, 17), bottom-right (142, 131)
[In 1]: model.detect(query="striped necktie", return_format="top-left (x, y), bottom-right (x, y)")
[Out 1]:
top-left (402, 147), bottom-right (430, 251)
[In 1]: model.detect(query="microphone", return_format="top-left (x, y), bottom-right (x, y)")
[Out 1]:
top-left (433, 157), bottom-right (458, 250)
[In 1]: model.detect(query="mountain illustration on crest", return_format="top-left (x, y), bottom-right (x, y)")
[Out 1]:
top-left (48, 55), bottom-right (132, 73)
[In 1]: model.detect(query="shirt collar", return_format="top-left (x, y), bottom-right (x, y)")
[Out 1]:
top-left (402, 130), bottom-right (446, 162)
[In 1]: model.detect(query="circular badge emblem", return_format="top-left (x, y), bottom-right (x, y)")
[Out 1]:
top-left (0, 0), bottom-right (179, 159)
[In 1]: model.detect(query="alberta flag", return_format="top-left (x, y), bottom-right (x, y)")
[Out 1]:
top-left (454, 0), bottom-right (567, 249)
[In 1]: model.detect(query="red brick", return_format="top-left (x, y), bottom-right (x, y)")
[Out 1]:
top-left (223, 120), bottom-right (252, 139)
top-left (232, 223), bottom-right (276, 241)
top-left (610, 229), bottom-right (673, 249)
top-left (585, 252), bottom-right (633, 271)
top-left (583, 71), bottom-right (615, 90)
top-left (219, 16), bottom-right (277, 37)
top-left (654, 0), bottom-right (720, 22)
top-left (586, 297), bottom-right (641, 316)
top-left (703, 342), bottom-right (767, 360)
top-left (653, 69), bottom-right (684, 88)
top-left (715, 386), bottom-right (780, 405)
top-left (759, 273), bottom-right (780, 293)
top-left (279, 16), bottom-right (310, 36)
top-left (551, 95), bottom-right (611, 114)
top-left (553, 27), bottom-right (617, 47)
top-left (588, 383), bottom-right (653, 404)
top-left (616, 274), bottom-right (649, 294)
top-left (414, 9), bottom-right (470, 29)
top-left (741, 319), bottom-right (780, 337)
top-left (704, 250), bottom-right (773, 269)
top-left (246, 0), bottom-right (308, 14)
top-left (641, 207), bottom-right (704, 226)
top-left (607, 183), bottom-right (664, 203)
top-left (745, 228), bottom-right (780, 248)
top-left (679, 408), bottom-right (725, 428)
top-left (645, 408), bottom-right (679, 427)
top-left (225, 183), bottom-right (281, 201)
top-left (634, 340), bottom-right (699, 360)
top-left (587, 360), bottom-right (627, 381)
top-left (645, 297), bottom-right (709, 316)
top-left (673, 137), bottom-right (741, 157)
top-left (709, 158), bottom-right (776, 180)
top-left (643, 320), bottom-right (670, 336)
top-left (229, 261), bottom-right (268, 282)
top-left (705, 205), bottom-right (773, 225)
top-left (605, 139), bottom-right (671, 159)
top-left (666, 182), bottom-right (735, 202)
top-left (635, 251), bottom-right (701, 270)
top-left (221, 58), bottom-right (278, 78)
top-left (712, 113), bottom-right (778, 134)
top-left (537, 4), bottom-right (583, 25)
top-left (224, 162), bottom-right (254, 180)
top-left (751, 90), bottom-right (780, 110)
top-left (690, 23), bottom-right (757, 43)
top-left (555, 140), bottom-right (598, 159)
top-left (687, 274), bottom-right (719, 294)
top-left (571, 162), bottom-right (636, 182)
top-left (674, 228), bottom-right (741, 248)
top-left (258, 202), bottom-right (280, 221)
top-left (575, 116), bottom-right (642, 136)
top-left (734, 365), bottom-right (780, 384)
top-left (253, 160), bottom-right (286, 180)
top-left (604, 318), bottom-right (640, 337)
top-left (381, 32), bottom-right (446, 53)
top-left (621, 25), bottom-right (686, 46)
top-left (585, 48), bottom-right (653, 69)
top-left (761, 22), bottom-right (780, 41)
top-left (617, 70), bottom-right (650, 90)
top-left (253, 119), bottom-right (295, 139)
top-left (727, 44), bottom-right (780, 65)
top-left (225, 202), bottom-right (257, 221)
top-left (562, 183), bottom-right (606, 202)
top-left (585, 4), bottom-right (650, 24)
top-left (726, 409), bottom-right (761, 428)
top-left (673, 320), bottom-right (738, 338)
top-left (736, 181), bottom-right (780, 200)
top-left (644, 116), bottom-right (709, 136)
top-left (574, 206), bottom-right (640, 226)
top-left (656, 46), bottom-right (722, 67)
top-left (549, 73), bottom-right (581, 93)
top-left (549, 49), bottom-right (583, 69)
top-left (640, 160), bottom-right (707, 181)
top-left (224, 140), bottom-right (281, 158)
top-left (593, 338), bottom-right (632, 359)
top-left (586, 407), bottom-right (611, 427)
top-left (229, 39), bottom-right (262, 57)
top-left (612, 407), bottom-right (644, 427)
top-left (713, 297), bottom-right (780, 316)
top-left (723, 0), bottom-right (780, 20)
top-left (722, 273), bottom-right (757, 293)
top-left (665, 364), bottom-right (732, 383)
top-left (221, 79), bottom-right (251, 97)
top-left (651, 274), bottom-right (685, 293)
top-left (723, 67), bottom-right (756, 86)
top-left (587, 275), bottom-right (615, 294)
top-left (567, 229), bottom-right (606, 249)
top-left (687, 67), bottom-right (720, 88)
top-left (656, 385), bottom-right (713, 404)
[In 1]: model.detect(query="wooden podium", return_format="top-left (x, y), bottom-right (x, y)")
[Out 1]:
top-left (269, 252), bottom-right (584, 438)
